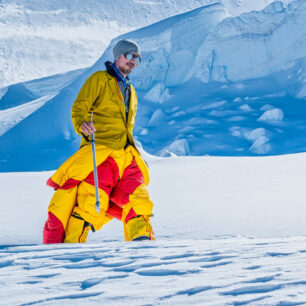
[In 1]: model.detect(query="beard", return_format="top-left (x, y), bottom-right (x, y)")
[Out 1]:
top-left (118, 64), bottom-right (133, 75)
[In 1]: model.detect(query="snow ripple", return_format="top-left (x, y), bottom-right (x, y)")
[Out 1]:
top-left (0, 237), bottom-right (306, 305)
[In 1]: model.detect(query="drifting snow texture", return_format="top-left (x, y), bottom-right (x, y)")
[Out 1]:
top-left (1, 237), bottom-right (306, 305)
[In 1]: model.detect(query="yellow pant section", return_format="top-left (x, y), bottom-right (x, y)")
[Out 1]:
top-left (48, 187), bottom-right (77, 229)
top-left (121, 184), bottom-right (154, 223)
top-left (123, 215), bottom-right (155, 241)
top-left (64, 215), bottom-right (90, 243)
top-left (73, 181), bottom-right (110, 231)
top-left (64, 213), bottom-right (113, 243)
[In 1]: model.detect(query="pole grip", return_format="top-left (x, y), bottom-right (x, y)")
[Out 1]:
top-left (91, 112), bottom-right (100, 214)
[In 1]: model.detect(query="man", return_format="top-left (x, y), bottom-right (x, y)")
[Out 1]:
top-left (43, 39), bottom-right (155, 243)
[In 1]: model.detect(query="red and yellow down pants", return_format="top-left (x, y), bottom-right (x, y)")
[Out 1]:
top-left (43, 145), bottom-right (154, 243)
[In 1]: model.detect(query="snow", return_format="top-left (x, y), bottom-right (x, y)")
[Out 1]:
top-left (258, 108), bottom-right (284, 122)
top-left (0, 0), bottom-right (256, 88)
top-left (187, 1), bottom-right (306, 85)
top-left (165, 138), bottom-right (190, 156)
top-left (1, 0), bottom-right (305, 171)
top-left (144, 83), bottom-right (172, 104)
top-left (0, 94), bottom-right (55, 136)
top-left (0, 0), bottom-right (290, 87)
top-left (2, 151), bottom-right (306, 244)
top-left (1, 152), bottom-right (306, 304)
top-left (0, 1), bottom-right (306, 303)
top-left (1, 237), bottom-right (306, 304)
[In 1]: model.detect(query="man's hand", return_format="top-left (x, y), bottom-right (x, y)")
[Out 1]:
top-left (81, 121), bottom-right (96, 136)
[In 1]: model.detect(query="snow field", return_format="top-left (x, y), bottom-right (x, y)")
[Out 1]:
top-left (1, 152), bottom-right (306, 244)
top-left (1, 152), bottom-right (306, 304)
top-left (0, 237), bottom-right (305, 304)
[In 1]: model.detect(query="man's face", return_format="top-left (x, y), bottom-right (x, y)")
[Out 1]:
top-left (116, 52), bottom-right (140, 75)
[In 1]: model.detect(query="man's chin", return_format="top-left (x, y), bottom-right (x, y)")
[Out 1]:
top-left (119, 66), bottom-right (133, 75)
top-left (126, 67), bottom-right (134, 74)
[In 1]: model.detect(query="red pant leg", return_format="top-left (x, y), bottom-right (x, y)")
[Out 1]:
top-left (43, 212), bottom-right (65, 244)
top-left (85, 159), bottom-right (131, 221)
top-left (110, 158), bottom-right (143, 222)
top-left (83, 156), bottom-right (123, 221)
top-left (84, 156), bottom-right (119, 196)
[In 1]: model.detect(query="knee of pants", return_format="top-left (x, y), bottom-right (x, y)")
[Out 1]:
top-left (76, 181), bottom-right (110, 226)
top-left (121, 184), bottom-right (154, 223)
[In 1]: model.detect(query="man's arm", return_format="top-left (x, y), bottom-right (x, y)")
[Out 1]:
top-left (71, 72), bottom-right (104, 136)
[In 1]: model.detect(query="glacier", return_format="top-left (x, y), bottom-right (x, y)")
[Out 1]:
top-left (0, 0), bottom-right (305, 171)
top-left (0, 0), bottom-right (293, 87)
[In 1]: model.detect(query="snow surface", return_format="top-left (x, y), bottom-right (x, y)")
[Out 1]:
top-left (0, 0), bottom-right (305, 171)
top-left (0, 0), bottom-right (290, 87)
top-left (1, 237), bottom-right (306, 305)
top-left (1, 152), bottom-right (306, 304)
top-left (0, 94), bottom-right (55, 136)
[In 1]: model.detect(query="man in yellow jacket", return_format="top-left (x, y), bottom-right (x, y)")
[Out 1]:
top-left (43, 39), bottom-right (155, 243)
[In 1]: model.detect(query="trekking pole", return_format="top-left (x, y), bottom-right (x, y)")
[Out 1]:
top-left (90, 112), bottom-right (101, 214)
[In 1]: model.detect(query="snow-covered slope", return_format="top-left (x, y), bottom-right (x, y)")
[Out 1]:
top-left (0, 0), bottom-right (305, 171)
top-left (0, 0), bottom-right (292, 87)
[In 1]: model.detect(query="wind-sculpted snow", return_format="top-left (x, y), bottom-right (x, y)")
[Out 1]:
top-left (0, 0), bottom-right (287, 87)
top-left (0, 0), bottom-right (220, 87)
top-left (186, 1), bottom-right (306, 85)
top-left (0, 237), bottom-right (306, 305)
top-left (0, 1), bottom-right (305, 171)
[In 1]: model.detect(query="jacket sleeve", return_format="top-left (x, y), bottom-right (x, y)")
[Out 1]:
top-left (71, 71), bottom-right (105, 135)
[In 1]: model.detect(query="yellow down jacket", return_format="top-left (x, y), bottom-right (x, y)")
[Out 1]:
top-left (71, 70), bottom-right (138, 149)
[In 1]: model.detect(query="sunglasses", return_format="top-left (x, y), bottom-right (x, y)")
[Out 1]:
top-left (124, 52), bottom-right (141, 65)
